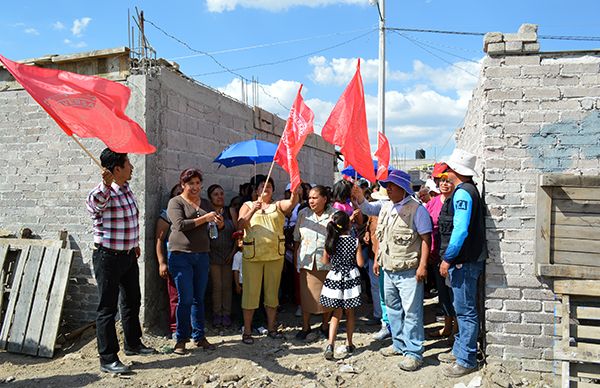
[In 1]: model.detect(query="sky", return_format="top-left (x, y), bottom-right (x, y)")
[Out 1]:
top-left (1, 0), bottom-right (600, 163)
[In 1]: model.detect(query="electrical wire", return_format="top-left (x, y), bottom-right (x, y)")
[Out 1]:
top-left (392, 31), bottom-right (479, 78)
top-left (170, 27), bottom-right (376, 60)
top-left (388, 27), bottom-right (600, 42)
top-left (192, 29), bottom-right (376, 77)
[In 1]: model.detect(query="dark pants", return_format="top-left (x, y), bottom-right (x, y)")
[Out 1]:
top-left (434, 262), bottom-right (456, 317)
top-left (92, 249), bottom-right (142, 364)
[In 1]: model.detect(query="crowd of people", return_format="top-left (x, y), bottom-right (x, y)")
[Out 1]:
top-left (86, 147), bottom-right (486, 378)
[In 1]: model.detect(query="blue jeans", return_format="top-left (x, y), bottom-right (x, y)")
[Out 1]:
top-left (168, 252), bottom-right (210, 342)
top-left (383, 268), bottom-right (424, 360)
top-left (449, 260), bottom-right (484, 369)
top-left (364, 254), bottom-right (382, 320)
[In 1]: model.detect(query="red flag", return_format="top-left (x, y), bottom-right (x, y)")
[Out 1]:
top-left (321, 59), bottom-right (375, 182)
top-left (374, 131), bottom-right (390, 180)
top-left (0, 55), bottom-right (155, 154)
top-left (273, 85), bottom-right (314, 191)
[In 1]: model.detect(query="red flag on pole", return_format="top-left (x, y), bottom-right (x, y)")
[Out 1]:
top-left (374, 131), bottom-right (390, 180)
top-left (0, 54), bottom-right (156, 154)
top-left (321, 59), bottom-right (375, 182)
top-left (273, 85), bottom-right (314, 191)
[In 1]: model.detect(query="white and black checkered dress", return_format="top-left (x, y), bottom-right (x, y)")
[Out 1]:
top-left (319, 235), bottom-right (362, 309)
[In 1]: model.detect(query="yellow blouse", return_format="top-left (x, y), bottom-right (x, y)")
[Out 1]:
top-left (242, 201), bottom-right (285, 262)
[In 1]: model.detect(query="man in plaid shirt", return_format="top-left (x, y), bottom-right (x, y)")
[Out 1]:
top-left (86, 148), bottom-right (155, 374)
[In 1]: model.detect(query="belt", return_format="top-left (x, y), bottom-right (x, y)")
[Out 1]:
top-left (94, 243), bottom-right (135, 256)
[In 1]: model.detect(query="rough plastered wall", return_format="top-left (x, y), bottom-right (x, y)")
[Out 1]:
top-left (457, 24), bottom-right (600, 378)
top-left (0, 49), bottom-right (335, 331)
top-left (141, 66), bottom-right (335, 329)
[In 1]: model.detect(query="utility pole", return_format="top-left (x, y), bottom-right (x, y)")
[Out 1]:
top-left (370, 0), bottom-right (386, 135)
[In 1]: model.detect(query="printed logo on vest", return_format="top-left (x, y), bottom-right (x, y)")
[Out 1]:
top-left (456, 200), bottom-right (468, 210)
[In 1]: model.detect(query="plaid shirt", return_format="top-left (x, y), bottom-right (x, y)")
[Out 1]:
top-left (86, 181), bottom-right (139, 251)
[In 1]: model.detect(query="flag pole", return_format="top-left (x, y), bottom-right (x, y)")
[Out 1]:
top-left (70, 135), bottom-right (103, 169)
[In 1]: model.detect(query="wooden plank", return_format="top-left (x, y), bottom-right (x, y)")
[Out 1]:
top-left (22, 247), bottom-right (60, 356)
top-left (553, 199), bottom-right (600, 215)
top-left (535, 183), bottom-right (553, 270)
top-left (553, 251), bottom-right (600, 268)
top-left (561, 294), bottom-right (570, 388)
top-left (552, 238), bottom-right (600, 255)
top-left (0, 238), bottom-right (65, 249)
top-left (0, 245), bottom-right (9, 319)
top-left (573, 325), bottom-right (600, 341)
top-left (0, 245), bottom-right (8, 270)
top-left (555, 343), bottom-right (600, 364)
top-left (553, 187), bottom-right (600, 201)
top-left (553, 224), bottom-right (598, 241)
top-left (555, 280), bottom-right (600, 297)
top-left (0, 246), bottom-right (29, 349)
top-left (539, 264), bottom-right (600, 280)
top-left (38, 249), bottom-right (74, 358)
top-left (6, 246), bottom-right (45, 353)
top-left (572, 363), bottom-right (600, 380)
top-left (541, 174), bottom-right (600, 187)
top-left (572, 382), bottom-right (600, 388)
top-left (557, 306), bottom-right (600, 319)
top-left (553, 211), bottom-right (600, 227)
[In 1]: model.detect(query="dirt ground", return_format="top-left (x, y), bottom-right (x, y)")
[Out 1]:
top-left (0, 298), bottom-right (553, 388)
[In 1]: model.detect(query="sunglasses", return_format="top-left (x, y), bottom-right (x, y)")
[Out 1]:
top-left (438, 173), bottom-right (452, 183)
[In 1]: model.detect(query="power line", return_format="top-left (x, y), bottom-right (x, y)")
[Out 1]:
top-left (170, 27), bottom-right (375, 60)
top-left (144, 17), bottom-right (292, 110)
top-left (192, 29), bottom-right (376, 77)
top-left (392, 31), bottom-right (479, 78)
top-left (388, 27), bottom-right (600, 42)
top-left (398, 33), bottom-right (482, 64)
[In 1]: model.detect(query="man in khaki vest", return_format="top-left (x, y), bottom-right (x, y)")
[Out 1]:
top-left (353, 170), bottom-right (432, 371)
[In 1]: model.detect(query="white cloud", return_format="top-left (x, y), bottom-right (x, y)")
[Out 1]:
top-left (411, 59), bottom-right (481, 93)
top-left (217, 78), bottom-right (301, 118)
top-left (64, 39), bottom-right (87, 48)
top-left (206, 0), bottom-right (365, 12)
top-left (71, 17), bottom-right (92, 37)
top-left (24, 28), bottom-right (39, 35)
top-left (52, 21), bottom-right (65, 30)
top-left (309, 56), bottom-right (410, 86)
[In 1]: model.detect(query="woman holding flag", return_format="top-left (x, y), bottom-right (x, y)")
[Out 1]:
top-left (237, 176), bottom-right (300, 344)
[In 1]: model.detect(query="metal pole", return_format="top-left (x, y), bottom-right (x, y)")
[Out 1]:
top-left (377, 0), bottom-right (386, 135)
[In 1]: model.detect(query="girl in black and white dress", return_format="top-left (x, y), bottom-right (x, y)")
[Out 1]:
top-left (320, 211), bottom-right (364, 360)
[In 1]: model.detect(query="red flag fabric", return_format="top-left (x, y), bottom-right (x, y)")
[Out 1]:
top-left (321, 59), bottom-right (375, 182)
top-left (0, 54), bottom-right (155, 154)
top-left (374, 131), bottom-right (390, 180)
top-left (273, 85), bottom-right (314, 191)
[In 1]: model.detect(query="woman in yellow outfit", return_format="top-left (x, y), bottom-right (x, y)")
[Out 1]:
top-left (238, 176), bottom-right (300, 344)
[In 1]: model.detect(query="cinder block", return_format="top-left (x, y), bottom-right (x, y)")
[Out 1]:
top-left (523, 312), bottom-right (556, 324)
top-left (505, 323), bottom-right (541, 335)
top-left (521, 65), bottom-right (560, 76)
top-left (522, 360), bottom-right (555, 373)
top-left (523, 87), bottom-right (561, 99)
top-left (504, 300), bottom-right (542, 312)
top-left (523, 43), bottom-right (540, 53)
top-left (485, 287), bottom-right (521, 300)
top-left (485, 66), bottom-right (521, 78)
top-left (486, 333), bottom-right (522, 346)
top-left (522, 289), bottom-right (556, 301)
top-left (486, 42), bottom-right (506, 55)
top-left (561, 86), bottom-right (600, 98)
top-left (504, 345), bottom-right (542, 359)
top-left (487, 90), bottom-right (524, 101)
top-left (505, 41), bottom-right (523, 53)
top-left (486, 310), bottom-right (521, 323)
top-left (561, 63), bottom-right (600, 75)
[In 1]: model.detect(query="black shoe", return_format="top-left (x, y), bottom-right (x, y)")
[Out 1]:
top-left (124, 343), bottom-right (156, 356)
top-left (100, 360), bottom-right (131, 374)
top-left (295, 329), bottom-right (311, 340)
top-left (324, 344), bottom-right (334, 360)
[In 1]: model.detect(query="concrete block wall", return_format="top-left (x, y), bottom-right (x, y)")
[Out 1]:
top-left (0, 50), bottom-right (335, 330)
top-left (457, 24), bottom-right (600, 378)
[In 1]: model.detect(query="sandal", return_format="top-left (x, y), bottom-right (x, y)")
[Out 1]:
top-left (173, 341), bottom-right (187, 355)
top-left (194, 337), bottom-right (216, 350)
top-left (267, 330), bottom-right (284, 339)
top-left (295, 328), bottom-right (311, 340)
top-left (242, 332), bottom-right (254, 345)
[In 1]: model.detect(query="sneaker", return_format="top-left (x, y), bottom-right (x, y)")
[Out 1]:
top-left (442, 362), bottom-right (477, 377)
top-left (437, 352), bottom-right (456, 364)
top-left (324, 344), bottom-right (334, 360)
top-left (373, 324), bottom-right (391, 341)
top-left (256, 326), bottom-right (268, 335)
top-left (124, 343), bottom-right (156, 356)
top-left (398, 356), bottom-right (423, 371)
top-left (222, 315), bottom-right (232, 328)
top-left (100, 360), bottom-right (131, 374)
top-left (380, 345), bottom-right (403, 357)
top-left (295, 306), bottom-right (303, 317)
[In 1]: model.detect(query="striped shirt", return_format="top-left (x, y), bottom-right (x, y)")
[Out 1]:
top-left (86, 182), bottom-right (139, 251)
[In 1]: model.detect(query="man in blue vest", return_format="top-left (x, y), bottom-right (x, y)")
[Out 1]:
top-left (437, 149), bottom-right (486, 377)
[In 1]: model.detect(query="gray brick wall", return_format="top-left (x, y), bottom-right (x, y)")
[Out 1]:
top-left (0, 51), bottom-right (335, 331)
top-left (458, 26), bottom-right (600, 377)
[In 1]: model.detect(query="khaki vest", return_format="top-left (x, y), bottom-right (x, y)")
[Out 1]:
top-left (375, 199), bottom-right (422, 272)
